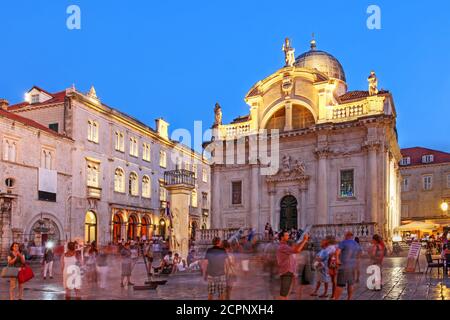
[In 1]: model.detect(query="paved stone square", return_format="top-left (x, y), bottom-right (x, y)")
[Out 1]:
top-left (1, 254), bottom-right (449, 300)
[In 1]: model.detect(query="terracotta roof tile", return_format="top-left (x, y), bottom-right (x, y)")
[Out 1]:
top-left (231, 115), bottom-right (250, 124)
top-left (400, 147), bottom-right (450, 166)
top-left (0, 109), bottom-right (68, 139)
top-left (8, 90), bottom-right (66, 110)
top-left (339, 90), bottom-right (389, 102)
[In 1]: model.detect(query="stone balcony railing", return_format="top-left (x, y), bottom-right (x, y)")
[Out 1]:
top-left (331, 104), bottom-right (366, 120)
top-left (87, 186), bottom-right (101, 199)
top-left (195, 228), bottom-right (240, 244)
top-left (310, 222), bottom-right (378, 241)
top-left (218, 121), bottom-right (252, 139)
top-left (164, 169), bottom-right (196, 187)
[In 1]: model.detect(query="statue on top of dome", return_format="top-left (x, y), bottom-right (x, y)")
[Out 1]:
top-left (214, 102), bottom-right (222, 126)
top-left (282, 38), bottom-right (296, 67)
top-left (368, 71), bottom-right (379, 96)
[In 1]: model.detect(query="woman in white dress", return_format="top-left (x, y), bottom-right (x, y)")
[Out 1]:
top-left (61, 241), bottom-right (81, 300)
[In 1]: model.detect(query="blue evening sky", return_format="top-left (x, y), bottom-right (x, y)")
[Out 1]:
top-left (0, 0), bottom-right (449, 152)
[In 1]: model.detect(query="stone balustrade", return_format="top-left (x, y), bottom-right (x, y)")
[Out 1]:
top-left (310, 222), bottom-right (378, 241)
top-left (219, 121), bottom-right (252, 139)
top-left (196, 228), bottom-right (240, 244)
top-left (164, 169), bottom-right (196, 187)
top-left (331, 104), bottom-right (366, 120)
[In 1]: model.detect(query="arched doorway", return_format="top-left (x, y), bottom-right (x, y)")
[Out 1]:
top-left (127, 214), bottom-right (138, 241)
top-left (85, 211), bottom-right (97, 244)
top-left (159, 219), bottom-right (166, 239)
top-left (141, 216), bottom-right (150, 240)
top-left (30, 217), bottom-right (61, 246)
top-left (112, 213), bottom-right (122, 244)
top-left (280, 195), bottom-right (298, 231)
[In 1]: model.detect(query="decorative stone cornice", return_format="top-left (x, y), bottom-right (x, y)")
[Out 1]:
top-left (362, 141), bottom-right (381, 152)
top-left (266, 174), bottom-right (310, 184)
top-left (314, 147), bottom-right (331, 159)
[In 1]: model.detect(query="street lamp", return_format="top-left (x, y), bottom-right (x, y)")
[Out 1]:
top-left (441, 201), bottom-right (449, 214)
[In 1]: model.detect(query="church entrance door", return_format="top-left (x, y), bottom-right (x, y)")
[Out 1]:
top-left (280, 195), bottom-right (298, 231)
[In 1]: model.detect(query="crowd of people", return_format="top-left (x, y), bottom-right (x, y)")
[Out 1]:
top-left (200, 225), bottom-right (392, 300)
top-left (2, 227), bottom-right (449, 300)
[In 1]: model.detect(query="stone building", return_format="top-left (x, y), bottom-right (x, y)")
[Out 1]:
top-left (0, 102), bottom-right (73, 258)
top-left (207, 38), bottom-right (402, 242)
top-left (400, 147), bottom-right (450, 227)
top-left (1, 86), bottom-right (210, 249)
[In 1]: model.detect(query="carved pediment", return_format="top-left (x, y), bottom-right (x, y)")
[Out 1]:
top-left (266, 154), bottom-right (309, 183)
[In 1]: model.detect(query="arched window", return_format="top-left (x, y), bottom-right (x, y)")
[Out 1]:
top-left (159, 219), bottom-right (166, 238)
top-left (115, 131), bottom-right (124, 152)
top-left (266, 108), bottom-right (286, 131)
top-left (92, 122), bottom-right (98, 142)
top-left (114, 168), bottom-right (125, 192)
top-left (129, 172), bottom-right (138, 196)
top-left (115, 131), bottom-right (120, 150)
top-left (8, 141), bottom-right (16, 162)
top-left (112, 213), bottom-right (122, 244)
top-left (88, 120), bottom-right (99, 142)
top-left (127, 214), bottom-right (138, 240)
top-left (45, 151), bottom-right (52, 170)
top-left (141, 216), bottom-right (150, 239)
top-left (292, 105), bottom-right (315, 130)
top-left (85, 211), bottom-right (97, 244)
top-left (41, 150), bottom-right (47, 168)
top-left (87, 120), bottom-right (93, 140)
top-left (3, 140), bottom-right (9, 161)
top-left (142, 175), bottom-right (151, 198)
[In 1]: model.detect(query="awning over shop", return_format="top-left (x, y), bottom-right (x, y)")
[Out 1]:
top-left (395, 221), bottom-right (439, 231)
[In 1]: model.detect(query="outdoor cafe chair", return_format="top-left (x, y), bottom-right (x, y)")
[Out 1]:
top-left (425, 253), bottom-right (444, 274)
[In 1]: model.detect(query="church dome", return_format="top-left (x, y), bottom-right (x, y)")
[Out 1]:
top-left (294, 40), bottom-right (346, 82)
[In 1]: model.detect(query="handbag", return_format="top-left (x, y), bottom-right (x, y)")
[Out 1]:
top-left (18, 264), bottom-right (34, 284)
top-left (1, 266), bottom-right (20, 278)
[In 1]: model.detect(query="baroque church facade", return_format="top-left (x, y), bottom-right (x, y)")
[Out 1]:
top-left (208, 38), bottom-right (402, 242)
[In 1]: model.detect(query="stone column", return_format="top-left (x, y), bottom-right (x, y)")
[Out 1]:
top-left (250, 164), bottom-right (260, 232)
top-left (284, 101), bottom-right (293, 131)
top-left (166, 184), bottom-right (194, 260)
top-left (365, 142), bottom-right (380, 223)
top-left (315, 149), bottom-right (329, 225)
top-left (0, 195), bottom-right (13, 260)
top-left (268, 183), bottom-right (276, 230)
top-left (211, 167), bottom-right (221, 229)
top-left (299, 185), bottom-right (307, 229)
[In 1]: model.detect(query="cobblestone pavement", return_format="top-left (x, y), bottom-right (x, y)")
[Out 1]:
top-left (1, 254), bottom-right (449, 300)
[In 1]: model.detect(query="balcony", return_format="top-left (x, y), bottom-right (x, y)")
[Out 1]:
top-left (218, 121), bottom-right (252, 139)
top-left (164, 169), bottom-right (196, 187)
top-left (87, 186), bottom-right (102, 200)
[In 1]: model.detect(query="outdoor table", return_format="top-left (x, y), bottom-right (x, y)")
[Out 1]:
top-left (431, 255), bottom-right (444, 263)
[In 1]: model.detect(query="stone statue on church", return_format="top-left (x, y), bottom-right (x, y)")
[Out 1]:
top-left (282, 38), bottom-right (296, 67)
top-left (368, 71), bottom-right (379, 96)
top-left (282, 154), bottom-right (291, 173)
top-left (293, 159), bottom-right (306, 175)
top-left (214, 103), bottom-right (222, 126)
